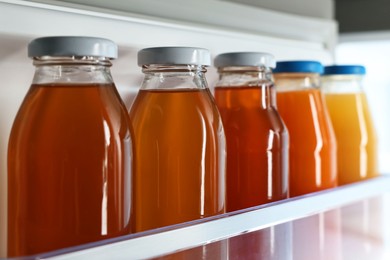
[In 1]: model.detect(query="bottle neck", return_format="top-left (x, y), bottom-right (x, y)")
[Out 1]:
top-left (215, 66), bottom-right (277, 108)
top-left (32, 56), bottom-right (114, 85)
top-left (274, 73), bottom-right (320, 92)
top-left (140, 65), bottom-right (208, 90)
top-left (321, 75), bottom-right (364, 93)
top-left (216, 66), bottom-right (273, 87)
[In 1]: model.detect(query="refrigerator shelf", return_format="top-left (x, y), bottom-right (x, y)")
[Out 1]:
top-left (30, 176), bottom-right (390, 260)
top-left (0, 0), bottom-right (335, 63)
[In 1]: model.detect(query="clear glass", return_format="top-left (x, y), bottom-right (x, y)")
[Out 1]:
top-left (129, 64), bottom-right (226, 232)
top-left (214, 66), bottom-right (289, 211)
top-left (322, 74), bottom-right (363, 93)
top-left (322, 74), bottom-right (378, 184)
top-left (274, 72), bottom-right (337, 196)
top-left (8, 56), bottom-right (133, 257)
top-left (274, 72), bottom-right (321, 91)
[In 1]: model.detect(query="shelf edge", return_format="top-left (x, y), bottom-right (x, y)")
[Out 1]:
top-left (41, 176), bottom-right (390, 260)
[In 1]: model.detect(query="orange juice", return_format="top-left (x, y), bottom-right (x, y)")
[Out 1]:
top-left (130, 88), bottom-right (226, 232)
top-left (277, 88), bottom-right (337, 196)
top-left (215, 86), bottom-right (288, 211)
top-left (8, 83), bottom-right (132, 257)
top-left (325, 93), bottom-right (377, 184)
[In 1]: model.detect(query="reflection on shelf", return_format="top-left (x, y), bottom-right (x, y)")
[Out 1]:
top-left (15, 176), bottom-right (386, 260)
top-left (153, 196), bottom-right (389, 260)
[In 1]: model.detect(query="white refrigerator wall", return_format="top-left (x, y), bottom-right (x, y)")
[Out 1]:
top-left (223, 0), bottom-right (334, 19)
top-left (0, 0), bottom-right (336, 257)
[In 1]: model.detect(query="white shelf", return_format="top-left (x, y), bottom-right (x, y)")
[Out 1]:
top-left (0, 0), bottom-right (336, 60)
top-left (37, 176), bottom-right (390, 260)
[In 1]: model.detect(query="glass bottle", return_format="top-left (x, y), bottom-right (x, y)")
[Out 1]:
top-left (274, 61), bottom-right (341, 260)
top-left (273, 61), bottom-right (337, 196)
top-left (213, 52), bottom-right (289, 211)
top-left (322, 65), bottom-right (378, 184)
top-left (322, 65), bottom-right (379, 259)
top-left (8, 36), bottom-right (133, 257)
top-left (130, 47), bottom-right (226, 232)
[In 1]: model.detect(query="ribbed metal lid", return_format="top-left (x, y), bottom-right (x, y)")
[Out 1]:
top-left (28, 36), bottom-right (118, 59)
top-left (138, 47), bottom-right (211, 66)
top-left (214, 52), bottom-right (276, 68)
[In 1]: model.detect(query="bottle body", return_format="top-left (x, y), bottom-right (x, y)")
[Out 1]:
top-left (214, 68), bottom-right (288, 211)
top-left (274, 72), bottom-right (337, 196)
top-left (8, 57), bottom-right (133, 256)
top-left (322, 73), bottom-right (378, 184)
top-left (130, 64), bottom-right (226, 232)
top-left (275, 69), bottom-right (341, 260)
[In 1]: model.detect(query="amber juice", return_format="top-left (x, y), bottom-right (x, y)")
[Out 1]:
top-left (214, 86), bottom-right (288, 211)
top-left (277, 88), bottom-right (337, 196)
top-left (130, 88), bottom-right (226, 232)
top-left (8, 83), bottom-right (132, 257)
top-left (325, 92), bottom-right (378, 184)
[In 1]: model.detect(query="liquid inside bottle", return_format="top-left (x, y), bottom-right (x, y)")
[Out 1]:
top-left (213, 53), bottom-right (289, 211)
top-left (325, 93), bottom-right (377, 183)
top-left (214, 85), bottom-right (288, 210)
top-left (8, 83), bottom-right (132, 256)
top-left (277, 88), bottom-right (337, 196)
top-left (8, 37), bottom-right (133, 257)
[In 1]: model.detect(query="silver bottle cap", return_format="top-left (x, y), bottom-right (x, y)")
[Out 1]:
top-left (214, 52), bottom-right (276, 68)
top-left (28, 36), bottom-right (118, 59)
top-left (138, 47), bottom-right (211, 66)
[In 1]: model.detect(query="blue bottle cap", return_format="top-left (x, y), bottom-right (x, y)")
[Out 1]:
top-left (273, 61), bottom-right (324, 74)
top-left (324, 65), bottom-right (366, 75)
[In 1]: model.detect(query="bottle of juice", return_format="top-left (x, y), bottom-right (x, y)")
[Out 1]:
top-left (274, 61), bottom-right (341, 260)
top-left (213, 52), bottom-right (289, 211)
top-left (130, 47), bottom-right (226, 232)
top-left (273, 61), bottom-right (337, 196)
top-left (8, 36), bottom-right (133, 257)
top-left (322, 65), bottom-right (378, 184)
